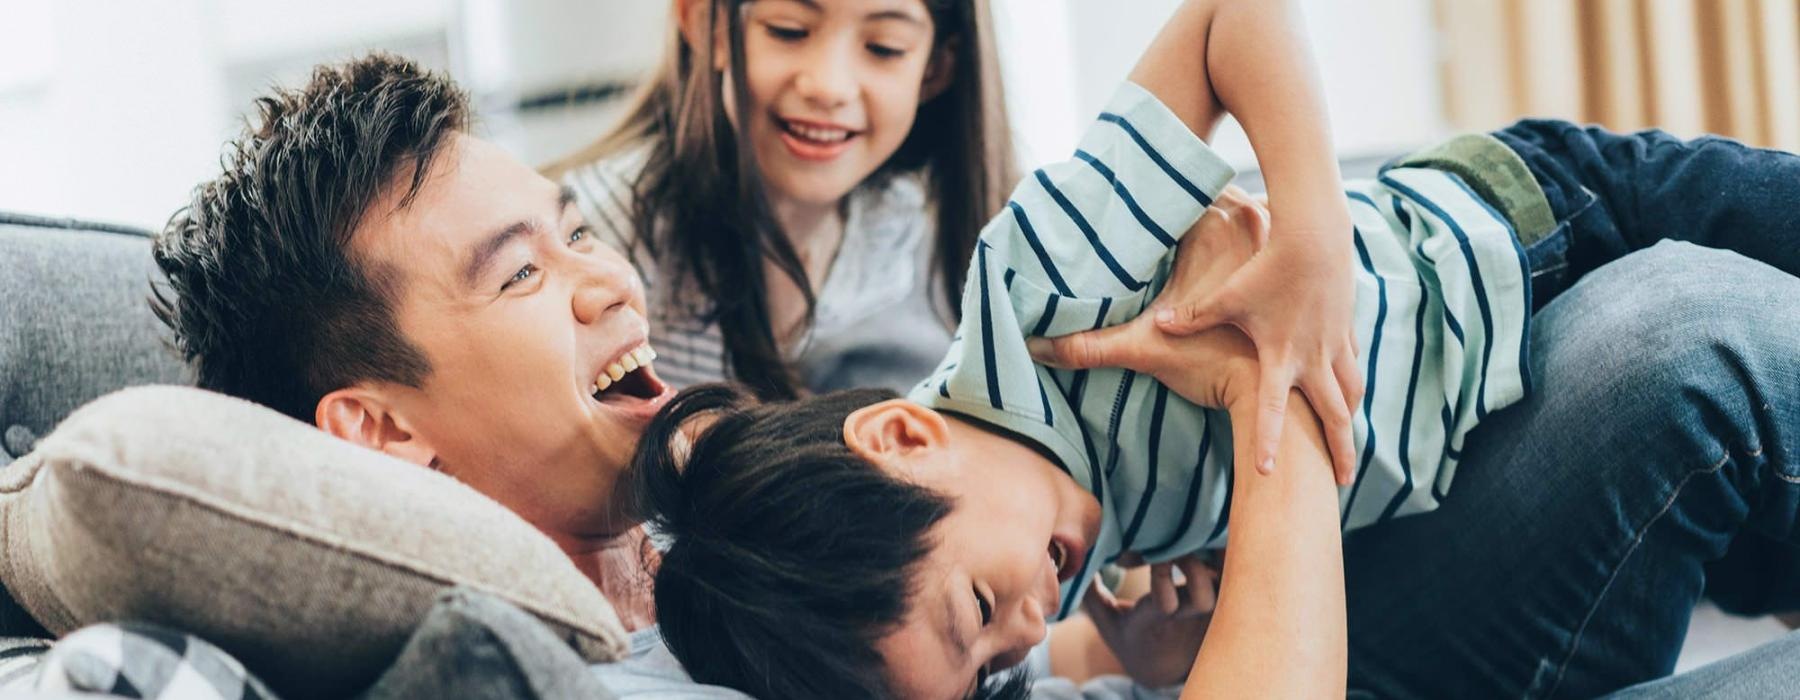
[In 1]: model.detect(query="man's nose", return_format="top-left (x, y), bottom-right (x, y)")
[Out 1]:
top-left (571, 266), bottom-right (634, 325)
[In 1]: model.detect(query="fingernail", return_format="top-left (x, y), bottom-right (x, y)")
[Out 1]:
top-left (1156, 309), bottom-right (1175, 324)
top-left (1026, 337), bottom-right (1052, 361)
top-left (1260, 457), bottom-right (1275, 474)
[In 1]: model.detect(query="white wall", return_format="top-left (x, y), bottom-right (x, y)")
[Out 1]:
top-left (0, 0), bottom-right (227, 228)
top-left (993, 0), bottom-right (1448, 173)
top-left (0, 0), bottom-right (1449, 229)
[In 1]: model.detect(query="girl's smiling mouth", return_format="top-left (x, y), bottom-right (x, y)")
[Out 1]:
top-left (775, 115), bottom-right (861, 161)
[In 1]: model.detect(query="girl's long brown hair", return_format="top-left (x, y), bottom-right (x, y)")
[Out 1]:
top-left (546, 0), bottom-right (1016, 400)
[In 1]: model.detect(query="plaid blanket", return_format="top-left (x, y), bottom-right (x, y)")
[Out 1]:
top-left (17, 624), bottom-right (274, 700)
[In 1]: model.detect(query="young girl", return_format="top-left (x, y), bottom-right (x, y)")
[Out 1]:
top-left (548, 0), bottom-right (1017, 401)
top-left (553, 0), bottom-right (1367, 478)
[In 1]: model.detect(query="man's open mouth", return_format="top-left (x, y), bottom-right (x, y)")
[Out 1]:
top-left (591, 342), bottom-right (666, 404)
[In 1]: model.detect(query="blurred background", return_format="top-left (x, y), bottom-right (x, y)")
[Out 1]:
top-left (0, 0), bottom-right (1797, 674)
top-left (4, 0), bottom-right (1795, 230)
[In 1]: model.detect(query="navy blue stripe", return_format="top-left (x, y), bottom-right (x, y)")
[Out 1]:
top-left (1074, 150), bottom-right (1177, 247)
top-left (1098, 112), bottom-right (1216, 206)
top-left (1428, 171), bottom-right (1534, 396)
top-left (1434, 405), bottom-right (1459, 502)
top-left (977, 244), bottom-right (1003, 410)
top-left (1032, 295), bottom-right (1061, 338)
top-left (1347, 190), bottom-right (1380, 210)
top-left (1378, 274), bottom-right (1431, 522)
top-left (1035, 170), bottom-right (1146, 292)
top-left (1003, 268), bottom-right (1016, 291)
top-left (1119, 385), bottom-right (1170, 552)
top-left (1381, 173), bottom-right (1500, 421)
top-left (1139, 413), bottom-right (1213, 559)
top-left (1036, 368), bottom-right (1055, 428)
top-left (1391, 195), bottom-right (1414, 230)
top-left (1340, 229), bottom-right (1388, 527)
top-left (1102, 372), bottom-right (1138, 480)
top-left (1413, 241), bottom-right (1467, 347)
top-left (1009, 201), bottom-right (1075, 297)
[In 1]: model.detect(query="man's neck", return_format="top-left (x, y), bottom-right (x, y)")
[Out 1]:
top-left (560, 526), bottom-right (659, 632)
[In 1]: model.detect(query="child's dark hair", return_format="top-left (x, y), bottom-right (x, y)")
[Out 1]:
top-left (631, 383), bottom-right (1031, 699)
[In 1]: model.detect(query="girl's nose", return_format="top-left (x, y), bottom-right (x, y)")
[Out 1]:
top-left (793, 52), bottom-right (855, 109)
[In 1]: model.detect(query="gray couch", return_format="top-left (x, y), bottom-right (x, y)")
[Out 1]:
top-left (0, 212), bottom-right (191, 642)
top-left (0, 211), bottom-right (191, 462)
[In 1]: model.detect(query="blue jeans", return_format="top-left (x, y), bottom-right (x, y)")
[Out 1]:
top-left (1345, 121), bottom-right (1800, 699)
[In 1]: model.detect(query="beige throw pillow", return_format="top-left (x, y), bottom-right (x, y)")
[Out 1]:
top-left (0, 386), bottom-right (629, 697)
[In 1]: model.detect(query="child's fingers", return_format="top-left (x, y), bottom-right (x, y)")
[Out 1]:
top-left (1026, 321), bottom-right (1145, 371)
top-left (1154, 288), bottom-right (1236, 337)
top-left (1177, 557), bottom-right (1218, 615)
top-left (1083, 578), bottom-right (1125, 616)
top-left (1151, 563), bottom-right (1180, 615)
top-left (1334, 341), bottom-right (1366, 415)
top-left (1253, 363), bottom-right (1294, 475)
top-left (1301, 365), bottom-right (1357, 486)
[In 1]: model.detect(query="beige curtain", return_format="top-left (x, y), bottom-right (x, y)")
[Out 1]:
top-left (1437, 0), bottom-right (1800, 150)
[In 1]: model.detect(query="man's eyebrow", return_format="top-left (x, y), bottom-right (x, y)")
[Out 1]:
top-left (461, 188), bottom-right (579, 289)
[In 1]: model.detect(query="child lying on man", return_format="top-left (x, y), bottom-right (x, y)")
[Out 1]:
top-left (627, 57), bottom-right (1550, 700)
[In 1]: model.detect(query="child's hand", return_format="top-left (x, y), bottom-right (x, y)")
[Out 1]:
top-left (1027, 188), bottom-right (1265, 413)
top-left (1081, 554), bottom-right (1219, 688)
top-left (1153, 191), bottom-right (1362, 486)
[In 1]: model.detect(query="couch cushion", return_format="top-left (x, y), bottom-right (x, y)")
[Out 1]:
top-left (0, 212), bottom-right (190, 463)
top-left (0, 385), bottom-right (629, 697)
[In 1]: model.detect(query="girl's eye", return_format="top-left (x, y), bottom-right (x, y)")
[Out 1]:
top-left (974, 588), bottom-right (992, 626)
top-left (569, 226), bottom-right (591, 245)
top-left (502, 264), bottom-right (537, 291)
top-left (867, 43), bottom-right (905, 59)
top-left (765, 24), bottom-right (807, 42)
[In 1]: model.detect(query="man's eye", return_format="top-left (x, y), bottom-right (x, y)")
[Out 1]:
top-left (765, 24), bottom-right (807, 41)
top-left (975, 588), bottom-right (992, 626)
top-left (569, 226), bottom-right (591, 245)
top-left (502, 264), bottom-right (537, 290)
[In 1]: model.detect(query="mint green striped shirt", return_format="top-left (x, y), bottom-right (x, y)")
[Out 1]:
top-left (906, 81), bottom-right (1533, 620)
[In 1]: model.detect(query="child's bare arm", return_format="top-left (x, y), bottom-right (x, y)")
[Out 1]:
top-left (1128, 0), bottom-right (1364, 488)
top-left (1183, 391), bottom-right (1346, 698)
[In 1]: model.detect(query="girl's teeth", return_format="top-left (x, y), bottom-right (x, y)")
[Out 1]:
top-left (594, 375), bottom-right (612, 393)
top-left (632, 346), bottom-right (654, 365)
top-left (605, 363), bottom-right (626, 381)
top-left (620, 354), bottom-right (639, 372)
top-left (789, 122), bottom-right (848, 142)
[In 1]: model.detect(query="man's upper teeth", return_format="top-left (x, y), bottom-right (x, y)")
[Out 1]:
top-left (594, 343), bottom-right (657, 394)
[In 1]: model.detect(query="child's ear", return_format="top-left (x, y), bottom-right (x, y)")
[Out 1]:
top-left (316, 386), bottom-right (440, 470)
top-left (920, 38), bottom-right (958, 103)
top-left (843, 399), bottom-right (951, 462)
top-left (675, 0), bottom-right (730, 71)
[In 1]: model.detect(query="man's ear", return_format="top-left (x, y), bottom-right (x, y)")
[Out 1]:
top-left (316, 387), bottom-right (438, 469)
top-left (675, 0), bottom-right (729, 71)
top-left (842, 399), bottom-right (951, 465)
top-left (920, 38), bottom-right (959, 103)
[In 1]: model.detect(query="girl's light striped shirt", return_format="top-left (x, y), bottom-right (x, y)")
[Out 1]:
top-left (907, 81), bottom-right (1534, 620)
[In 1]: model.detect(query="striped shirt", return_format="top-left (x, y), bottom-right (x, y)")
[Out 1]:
top-left (906, 81), bottom-right (1533, 620)
top-left (561, 148), bottom-right (954, 394)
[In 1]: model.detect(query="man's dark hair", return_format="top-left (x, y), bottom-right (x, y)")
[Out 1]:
top-left (152, 53), bottom-right (468, 421)
top-left (631, 383), bottom-right (1031, 699)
